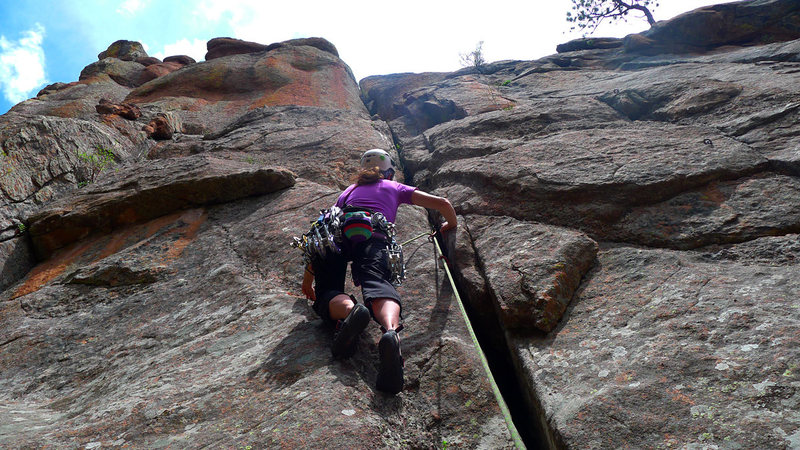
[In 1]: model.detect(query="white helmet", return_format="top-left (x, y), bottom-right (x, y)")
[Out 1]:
top-left (360, 149), bottom-right (396, 179)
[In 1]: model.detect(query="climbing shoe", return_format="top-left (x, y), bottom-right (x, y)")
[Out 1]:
top-left (331, 303), bottom-right (370, 358)
top-left (376, 329), bottom-right (404, 395)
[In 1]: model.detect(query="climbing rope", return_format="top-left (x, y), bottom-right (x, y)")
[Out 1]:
top-left (430, 231), bottom-right (526, 450)
top-left (400, 230), bottom-right (434, 247)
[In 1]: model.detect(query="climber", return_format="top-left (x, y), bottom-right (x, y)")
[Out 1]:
top-left (301, 148), bottom-right (457, 395)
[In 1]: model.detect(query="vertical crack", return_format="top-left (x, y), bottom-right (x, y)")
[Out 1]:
top-left (438, 218), bottom-right (551, 449)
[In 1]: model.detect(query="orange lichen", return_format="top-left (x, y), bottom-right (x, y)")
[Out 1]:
top-left (12, 209), bottom-right (207, 299)
top-left (162, 209), bottom-right (207, 262)
top-left (12, 238), bottom-right (98, 299)
top-left (251, 55), bottom-right (352, 110)
top-left (95, 231), bottom-right (130, 261)
top-left (49, 101), bottom-right (86, 118)
top-left (668, 388), bottom-right (695, 406)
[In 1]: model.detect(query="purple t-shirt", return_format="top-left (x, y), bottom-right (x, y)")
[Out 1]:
top-left (335, 179), bottom-right (417, 223)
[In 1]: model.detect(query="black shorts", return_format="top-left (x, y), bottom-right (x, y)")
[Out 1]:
top-left (311, 238), bottom-right (402, 325)
top-left (311, 251), bottom-right (348, 324)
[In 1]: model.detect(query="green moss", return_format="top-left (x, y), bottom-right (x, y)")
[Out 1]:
top-left (106, 42), bottom-right (122, 57)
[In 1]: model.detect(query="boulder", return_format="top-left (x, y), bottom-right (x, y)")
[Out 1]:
top-left (142, 112), bottom-right (180, 140)
top-left (552, 0), bottom-right (800, 67)
top-left (136, 61), bottom-right (184, 85)
top-left (163, 55), bottom-right (196, 65)
top-left (205, 37), bottom-right (339, 61)
top-left (95, 98), bottom-right (141, 120)
top-left (79, 58), bottom-right (146, 88)
top-left (0, 32), bottom-right (517, 445)
top-left (205, 37), bottom-right (268, 60)
top-left (98, 39), bottom-right (148, 61)
top-left (126, 41), bottom-right (367, 135)
top-left (269, 37), bottom-right (340, 58)
top-left (135, 56), bottom-right (162, 66)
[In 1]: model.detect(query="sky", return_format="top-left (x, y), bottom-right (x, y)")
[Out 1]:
top-left (0, 0), bottom-right (723, 115)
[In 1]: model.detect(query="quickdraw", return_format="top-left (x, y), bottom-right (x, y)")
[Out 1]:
top-left (291, 206), bottom-right (343, 266)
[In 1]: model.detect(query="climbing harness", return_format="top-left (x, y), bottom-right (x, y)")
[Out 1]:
top-left (430, 231), bottom-right (526, 450)
top-left (291, 206), bottom-right (409, 286)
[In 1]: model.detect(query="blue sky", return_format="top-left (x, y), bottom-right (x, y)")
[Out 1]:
top-left (0, 0), bottom-right (720, 115)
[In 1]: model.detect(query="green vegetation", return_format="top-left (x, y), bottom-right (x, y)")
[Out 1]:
top-left (460, 41), bottom-right (486, 73)
top-left (0, 148), bottom-right (12, 174)
top-left (76, 145), bottom-right (116, 184)
top-left (17, 223), bottom-right (26, 234)
top-left (567, 0), bottom-right (658, 35)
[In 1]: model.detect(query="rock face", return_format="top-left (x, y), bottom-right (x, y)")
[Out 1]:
top-left (359, 1), bottom-right (800, 448)
top-left (0, 36), bottom-right (513, 448)
top-left (2, 1), bottom-right (800, 448)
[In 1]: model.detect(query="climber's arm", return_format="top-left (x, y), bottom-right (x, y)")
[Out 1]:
top-left (411, 190), bottom-right (457, 232)
top-left (302, 264), bottom-right (315, 301)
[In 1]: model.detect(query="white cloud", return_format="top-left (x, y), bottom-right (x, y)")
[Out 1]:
top-left (117, 0), bottom-right (149, 15)
top-left (0, 23), bottom-right (48, 104)
top-left (152, 38), bottom-right (208, 62)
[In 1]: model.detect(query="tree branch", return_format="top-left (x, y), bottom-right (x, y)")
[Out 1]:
top-left (612, 0), bottom-right (656, 25)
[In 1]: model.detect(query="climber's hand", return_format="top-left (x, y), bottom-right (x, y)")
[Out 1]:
top-left (302, 268), bottom-right (316, 301)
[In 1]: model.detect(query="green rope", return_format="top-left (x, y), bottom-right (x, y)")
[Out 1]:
top-left (431, 233), bottom-right (526, 450)
top-left (400, 231), bottom-right (433, 247)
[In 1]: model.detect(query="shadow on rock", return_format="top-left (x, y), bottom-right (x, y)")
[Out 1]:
top-left (249, 315), bottom-right (331, 388)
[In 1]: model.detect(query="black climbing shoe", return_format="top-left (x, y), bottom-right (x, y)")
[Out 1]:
top-left (376, 329), bottom-right (404, 395)
top-left (331, 303), bottom-right (370, 358)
